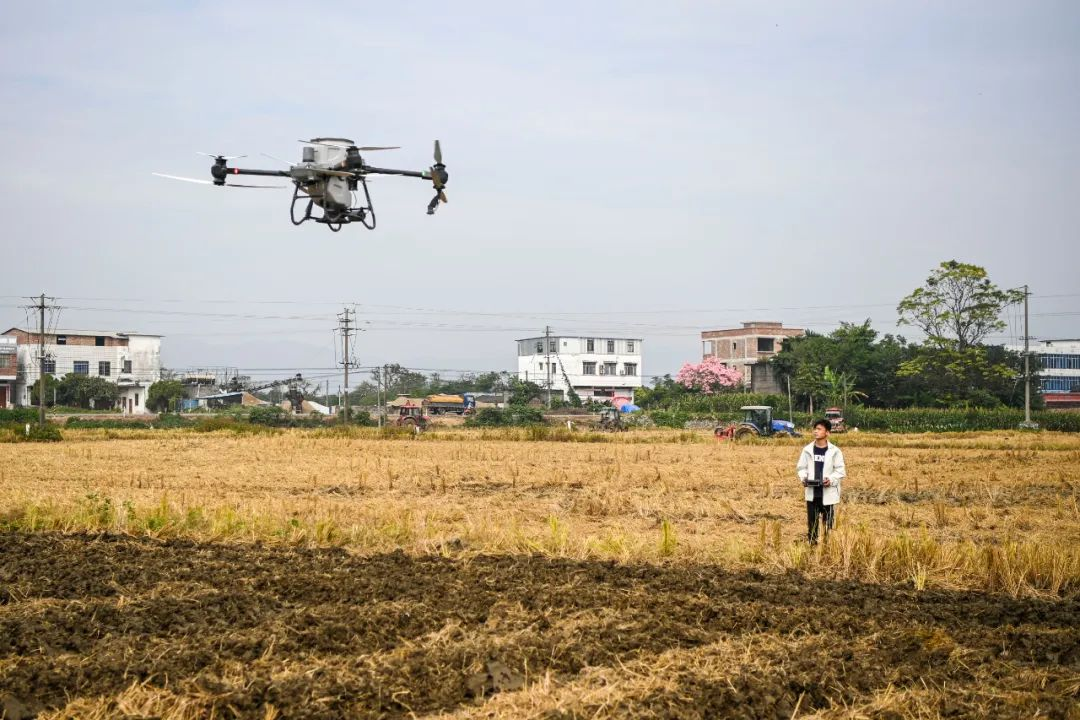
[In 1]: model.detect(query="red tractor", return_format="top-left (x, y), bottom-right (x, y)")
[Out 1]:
top-left (396, 404), bottom-right (429, 430)
top-left (825, 407), bottom-right (846, 433)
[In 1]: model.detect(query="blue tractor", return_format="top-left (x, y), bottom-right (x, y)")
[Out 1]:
top-left (717, 405), bottom-right (800, 440)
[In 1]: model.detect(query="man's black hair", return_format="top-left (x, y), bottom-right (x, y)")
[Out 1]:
top-left (813, 418), bottom-right (832, 432)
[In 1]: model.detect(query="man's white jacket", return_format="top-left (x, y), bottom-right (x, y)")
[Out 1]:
top-left (796, 441), bottom-right (846, 506)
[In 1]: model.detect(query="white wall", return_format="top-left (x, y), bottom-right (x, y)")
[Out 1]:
top-left (14, 334), bottom-right (162, 412)
top-left (517, 336), bottom-right (643, 400)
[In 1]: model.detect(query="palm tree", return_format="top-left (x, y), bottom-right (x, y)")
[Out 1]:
top-left (823, 366), bottom-right (868, 413)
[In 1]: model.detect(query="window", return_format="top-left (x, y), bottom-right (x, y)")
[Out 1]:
top-left (627, 341), bottom-right (635, 353)
top-left (73, 361), bottom-right (89, 375)
top-left (43, 359), bottom-right (56, 374)
top-left (624, 363), bottom-right (638, 376)
top-left (536, 341), bottom-right (543, 353)
top-left (582, 362), bottom-right (597, 375)
top-left (1040, 354), bottom-right (1080, 370)
top-left (603, 362), bottom-right (617, 376)
top-left (732, 341), bottom-right (737, 352)
top-left (99, 361), bottom-right (111, 376)
top-left (95, 336), bottom-right (106, 347)
top-left (57, 335), bottom-right (67, 345)
top-left (549, 341), bottom-right (556, 352)
top-left (135, 394), bottom-right (139, 406)
top-left (586, 339), bottom-right (595, 352)
top-left (1042, 377), bottom-right (1079, 393)
top-left (757, 338), bottom-right (775, 353)
top-left (607, 340), bottom-right (615, 353)
top-left (123, 360), bottom-right (132, 373)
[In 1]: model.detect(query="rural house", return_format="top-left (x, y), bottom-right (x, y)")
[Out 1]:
top-left (700, 321), bottom-right (804, 393)
top-left (3, 328), bottom-right (163, 414)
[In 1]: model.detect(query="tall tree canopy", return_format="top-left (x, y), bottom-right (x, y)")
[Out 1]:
top-left (897, 260), bottom-right (1023, 350)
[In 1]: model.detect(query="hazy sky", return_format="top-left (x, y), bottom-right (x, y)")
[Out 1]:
top-left (2, 1), bottom-right (1077, 385)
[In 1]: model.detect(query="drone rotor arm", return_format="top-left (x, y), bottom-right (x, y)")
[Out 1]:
top-left (359, 166), bottom-right (428, 179)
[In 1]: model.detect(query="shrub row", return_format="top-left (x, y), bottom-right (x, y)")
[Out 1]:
top-left (466, 406), bottom-right (545, 427)
top-left (0, 407), bottom-right (40, 424)
top-left (640, 392), bottom-right (791, 415)
top-left (842, 407), bottom-right (1080, 433)
top-left (648, 406), bottom-right (1080, 433)
top-left (0, 422), bottom-right (62, 442)
top-left (65, 414), bottom-right (195, 429)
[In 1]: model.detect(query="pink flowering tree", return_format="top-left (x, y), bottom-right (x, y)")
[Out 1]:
top-left (675, 357), bottom-right (744, 394)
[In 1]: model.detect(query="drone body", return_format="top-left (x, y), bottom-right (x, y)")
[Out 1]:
top-left (154, 138), bottom-right (448, 231)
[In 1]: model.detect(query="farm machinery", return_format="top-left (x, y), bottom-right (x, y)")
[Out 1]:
top-left (598, 407), bottom-right (626, 431)
top-left (715, 406), bottom-right (800, 440)
top-left (396, 404), bottom-right (428, 430)
top-left (824, 407), bottom-right (846, 433)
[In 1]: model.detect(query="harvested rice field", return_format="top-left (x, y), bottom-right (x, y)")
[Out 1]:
top-left (1, 428), bottom-right (1078, 718)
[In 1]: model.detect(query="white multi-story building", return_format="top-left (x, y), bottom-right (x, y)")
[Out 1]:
top-left (1006, 339), bottom-right (1080, 394)
top-left (3, 328), bottom-right (163, 414)
top-left (517, 335), bottom-right (643, 402)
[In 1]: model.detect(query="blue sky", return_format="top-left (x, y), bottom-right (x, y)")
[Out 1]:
top-left (2, 1), bottom-right (1077, 381)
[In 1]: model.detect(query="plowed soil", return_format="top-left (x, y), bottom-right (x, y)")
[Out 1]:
top-left (1, 533), bottom-right (1077, 719)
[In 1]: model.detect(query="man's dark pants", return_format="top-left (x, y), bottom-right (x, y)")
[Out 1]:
top-left (806, 485), bottom-right (834, 545)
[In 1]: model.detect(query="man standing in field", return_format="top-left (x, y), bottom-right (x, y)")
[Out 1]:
top-left (796, 419), bottom-right (846, 544)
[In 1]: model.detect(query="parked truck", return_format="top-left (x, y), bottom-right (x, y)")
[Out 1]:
top-left (424, 393), bottom-right (476, 415)
top-left (393, 393), bottom-right (476, 429)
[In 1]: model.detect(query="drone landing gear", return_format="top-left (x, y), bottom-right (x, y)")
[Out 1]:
top-left (289, 183), bottom-right (377, 231)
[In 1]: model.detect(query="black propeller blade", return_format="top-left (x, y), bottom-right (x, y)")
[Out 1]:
top-left (427, 139), bottom-right (448, 215)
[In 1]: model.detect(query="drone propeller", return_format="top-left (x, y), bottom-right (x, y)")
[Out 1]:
top-left (152, 172), bottom-right (285, 189)
top-left (425, 140), bottom-right (448, 214)
top-left (314, 168), bottom-right (355, 178)
top-left (298, 139), bottom-right (400, 151)
top-left (261, 152), bottom-right (292, 166)
top-left (197, 152), bottom-right (247, 161)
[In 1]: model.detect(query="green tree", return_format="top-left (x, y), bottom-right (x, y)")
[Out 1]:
top-left (30, 374), bottom-right (61, 407)
top-left (634, 375), bottom-right (689, 409)
top-left (897, 261), bottom-right (1024, 407)
top-left (897, 260), bottom-right (1023, 350)
top-left (371, 363), bottom-right (431, 399)
top-left (56, 375), bottom-right (119, 409)
top-left (823, 366), bottom-right (867, 411)
top-left (147, 379), bottom-right (187, 412)
top-left (771, 322), bottom-right (915, 409)
top-left (507, 378), bottom-right (543, 405)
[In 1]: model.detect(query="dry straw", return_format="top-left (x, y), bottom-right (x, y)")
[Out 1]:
top-left (2, 427), bottom-right (1078, 597)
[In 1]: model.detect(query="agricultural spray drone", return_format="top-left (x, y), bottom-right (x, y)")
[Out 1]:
top-left (154, 139), bottom-right (448, 231)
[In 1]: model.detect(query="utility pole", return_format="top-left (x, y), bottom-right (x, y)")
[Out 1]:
top-left (37, 294), bottom-right (46, 426)
top-left (26, 294), bottom-right (54, 427)
top-left (1023, 284), bottom-right (1032, 426)
top-left (544, 325), bottom-right (552, 409)
top-left (786, 376), bottom-right (794, 424)
top-left (383, 363), bottom-right (390, 426)
top-left (338, 308), bottom-right (356, 423)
